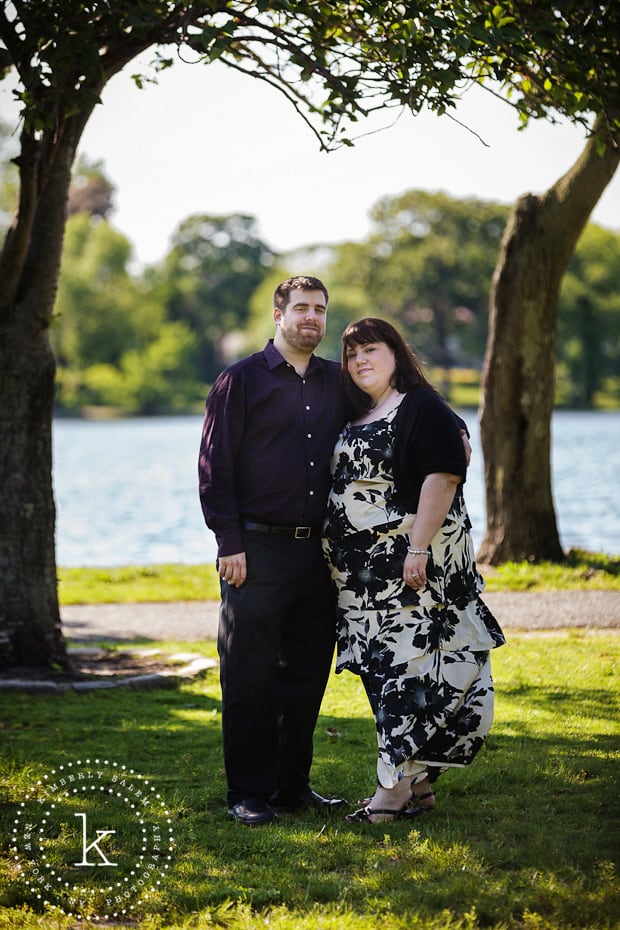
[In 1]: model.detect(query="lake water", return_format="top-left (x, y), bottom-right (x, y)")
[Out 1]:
top-left (52, 410), bottom-right (620, 567)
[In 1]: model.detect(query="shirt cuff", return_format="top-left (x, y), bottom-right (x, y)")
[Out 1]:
top-left (217, 530), bottom-right (244, 558)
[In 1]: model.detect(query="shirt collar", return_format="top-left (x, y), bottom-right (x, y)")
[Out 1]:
top-left (263, 339), bottom-right (327, 373)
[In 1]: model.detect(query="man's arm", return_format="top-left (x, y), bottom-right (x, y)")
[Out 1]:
top-left (198, 369), bottom-right (246, 560)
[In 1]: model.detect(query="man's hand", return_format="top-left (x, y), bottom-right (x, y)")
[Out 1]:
top-left (218, 552), bottom-right (247, 587)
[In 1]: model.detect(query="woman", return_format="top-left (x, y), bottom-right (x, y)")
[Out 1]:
top-left (322, 318), bottom-right (505, 823)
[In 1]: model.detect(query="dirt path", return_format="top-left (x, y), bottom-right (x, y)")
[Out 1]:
top-left (60, 590), bottom-right (620, 643)
top-left (3, 591), bottom-right (616, 693)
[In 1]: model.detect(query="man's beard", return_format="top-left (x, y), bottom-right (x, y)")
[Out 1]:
top-left (280, 324), bottom-right (323, 352)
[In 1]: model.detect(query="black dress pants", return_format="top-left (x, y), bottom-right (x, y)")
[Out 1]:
top-left (217, 529), bottom-right (337, 807)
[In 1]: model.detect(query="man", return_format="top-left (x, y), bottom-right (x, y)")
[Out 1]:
top-left (198, 275), bottom-right (348, 826)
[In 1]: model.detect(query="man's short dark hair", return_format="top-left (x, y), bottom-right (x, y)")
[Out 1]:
top-left (273, 276), bottom-right (329, 311)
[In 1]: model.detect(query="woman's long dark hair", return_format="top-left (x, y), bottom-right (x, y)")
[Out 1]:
top-left (341, 318), bottom-right (434, 415)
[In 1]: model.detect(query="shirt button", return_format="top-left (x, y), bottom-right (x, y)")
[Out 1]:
top-left (307, 433), bottom-right (312, 438)
top-left (309, 491), bottom-right (314, 496)
top-left (305, 405), bottom-right (310, 410)
top-left (310, 461), bottom-right (315, 466)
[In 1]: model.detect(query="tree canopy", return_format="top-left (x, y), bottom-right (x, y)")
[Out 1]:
top-left (2, 2), bottom-right (619, 155)
top-left (329, 191), bottom-right (509, 372)
top-left (558, 224), bottom-right (620, 407)
top-left (155, 213), bottom-right (275, 381)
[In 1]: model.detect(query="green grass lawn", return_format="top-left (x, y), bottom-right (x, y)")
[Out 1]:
top-left (57, 548), bottom-right (620, 605)
top-left (1, 631), bottom-right (618, 930)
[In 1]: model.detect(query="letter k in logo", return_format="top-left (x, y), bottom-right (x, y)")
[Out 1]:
top-left (73, 812), bottom-right (118, 867)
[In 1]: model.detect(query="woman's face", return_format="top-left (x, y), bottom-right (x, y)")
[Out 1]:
top-left (345, 341), bottom-right (397, 396)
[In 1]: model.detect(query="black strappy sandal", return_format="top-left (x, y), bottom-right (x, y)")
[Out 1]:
top-left (345, 792), bottom-right (432, 823)
top-left (355, 789), bottom-right (436, 810)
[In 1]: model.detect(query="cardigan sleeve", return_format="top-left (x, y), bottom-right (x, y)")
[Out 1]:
top-left (392, 387), bottom-right (468, 512)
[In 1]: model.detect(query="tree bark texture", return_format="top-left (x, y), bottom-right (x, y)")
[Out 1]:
top-left (0, 122), bottom-right (83, 669)
top-left (0, 321), bottom-right (65, 668)
top-left (478, 123), bottom-right (619, 564)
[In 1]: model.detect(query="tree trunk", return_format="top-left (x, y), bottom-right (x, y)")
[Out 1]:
top-left (0, 318), bottom-right (66, 668)
top-left (0, 10), bottom-right (163, 670)
top-left (0, 122), bottom-right (82, 669)
top-left (478, 120), bottom-right (619, 564)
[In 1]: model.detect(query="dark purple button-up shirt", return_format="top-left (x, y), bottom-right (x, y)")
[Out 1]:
top-left (199, 340), bottom-right (347, 557)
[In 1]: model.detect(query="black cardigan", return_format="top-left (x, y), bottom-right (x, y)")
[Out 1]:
top-left (392, 386), bottom-right (468, 513)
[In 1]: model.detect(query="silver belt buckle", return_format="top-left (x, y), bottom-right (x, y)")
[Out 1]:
top-left (294, 526), bottom-right (311, 539)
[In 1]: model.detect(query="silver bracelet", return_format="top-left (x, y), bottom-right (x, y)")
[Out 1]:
top-left (407, 547), bottom-right (429, 556)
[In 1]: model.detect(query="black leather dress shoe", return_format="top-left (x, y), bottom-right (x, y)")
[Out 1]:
top-left (270, 788), bottom-right (348, 814)
top-left (227, 799), bottom-right (277, 826)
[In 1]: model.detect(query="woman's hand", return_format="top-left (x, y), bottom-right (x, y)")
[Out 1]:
top-left (403, 550), bottom-right (429, 589)
top-left (403, 471), bottom-right (462, 590)
top-left (460, 429), bottom-right (472, 466)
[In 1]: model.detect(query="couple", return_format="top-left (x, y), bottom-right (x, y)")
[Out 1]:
top-left (198, 275), bottom-right (505, 826)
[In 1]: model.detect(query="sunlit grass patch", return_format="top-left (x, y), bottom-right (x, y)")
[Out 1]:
top-left (57, 550), bottom-right (620, 605)
top-left (1, 632), bottom-right (618, 930)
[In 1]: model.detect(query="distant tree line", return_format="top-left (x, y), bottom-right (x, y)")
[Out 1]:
top-left (11, 156), bottom-right (617, 413)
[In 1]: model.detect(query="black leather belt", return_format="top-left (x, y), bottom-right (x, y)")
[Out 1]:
top-left (242, 521), bottom-right (315, 539)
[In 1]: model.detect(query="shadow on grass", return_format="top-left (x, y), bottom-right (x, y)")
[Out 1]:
top-left (500, 681), bottom-right (618, 726)
top-left (0, 642), bottom-right (618, 929)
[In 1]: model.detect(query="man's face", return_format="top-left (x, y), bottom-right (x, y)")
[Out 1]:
top-left (274, 288), bottom-right (327, 353)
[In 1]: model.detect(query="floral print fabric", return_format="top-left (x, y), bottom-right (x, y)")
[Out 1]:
top-left (322, 408), bottom-right (505, 784)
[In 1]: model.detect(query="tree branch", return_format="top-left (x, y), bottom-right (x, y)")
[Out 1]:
top-left (190, 8), bottom-right (370, 108)
top-left (218, 56), bottom-right (337, 151)
top-left (543, 112), bottom-right (620, 261)
top-left (0, 129), bottom-right (38, 316)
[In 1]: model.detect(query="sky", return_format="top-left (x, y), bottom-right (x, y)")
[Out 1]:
top-left (1, 49), bottom-right (619, 267)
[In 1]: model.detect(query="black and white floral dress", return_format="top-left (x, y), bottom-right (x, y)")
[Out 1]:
top-left (322, 405), bottom-right (505, 788)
